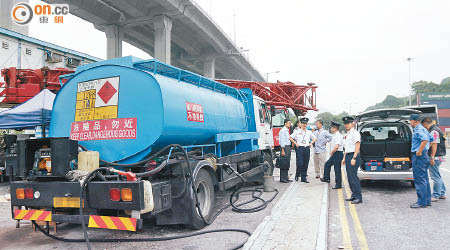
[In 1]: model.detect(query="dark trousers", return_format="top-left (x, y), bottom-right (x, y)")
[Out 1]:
top-left (280, 145), bottom-right (291, 182)
top-left (412, 154), bottom-right (432, 206)
top-left (296, 146), bottom-right (310, 180)
top-left (345, 153), bottom-right (362, 200)
top-left (323, 151), bottom-right (344, 187)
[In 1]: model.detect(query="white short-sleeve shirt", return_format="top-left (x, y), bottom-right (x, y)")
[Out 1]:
top-left (344, 128), bottom-right (361, 153)
top-left (291, 128), bottom-right (316, 147)
top-left (331, 132), bottom-right (344, 152)
top-left (279, 126), bottom-right (291, 147)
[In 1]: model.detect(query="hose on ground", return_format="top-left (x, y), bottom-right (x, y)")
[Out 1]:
top-left (33, 144), bottom-right (277, 250)
top-left (32, 221), bottom-right (250, 250)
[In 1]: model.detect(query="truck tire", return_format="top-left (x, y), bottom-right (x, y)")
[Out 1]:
top-left (187, 169), bottom-right (215, 229)
top-left (264, 151), bottom-right (274, 176)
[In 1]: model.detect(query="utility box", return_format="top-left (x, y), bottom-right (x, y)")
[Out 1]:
top-left (50, 137), bottom-right (78, 176)
top-left (5, 134), bottom-right (31, 178)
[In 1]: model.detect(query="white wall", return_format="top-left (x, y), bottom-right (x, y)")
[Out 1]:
top-left (0, 33), bottom-right (97, 83)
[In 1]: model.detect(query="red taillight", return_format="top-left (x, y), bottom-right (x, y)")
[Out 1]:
top-left (25, 188), bottom-right (34, 199)
top-left (109, 188), bottom-right (121, 201)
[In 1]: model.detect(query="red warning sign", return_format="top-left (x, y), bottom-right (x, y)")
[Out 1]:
top-left (97, 80), bottom-right (117, 104)
top-left (70, 118), bottom-right (137, 141)
top-left (186, 102), bottom-right (204, 122)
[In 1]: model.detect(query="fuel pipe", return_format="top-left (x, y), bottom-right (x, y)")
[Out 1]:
top-left (32, 145), bottom-right (278, 250)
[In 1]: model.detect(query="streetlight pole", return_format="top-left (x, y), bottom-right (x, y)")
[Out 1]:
top-left (265, 71), bottom-right (280, 82)
top-left (344, 102), bottom-right (357, 115)
top-left (406, 57), bottom-right (414, 106)
top-left (233, 14), bottom-right (236, 45)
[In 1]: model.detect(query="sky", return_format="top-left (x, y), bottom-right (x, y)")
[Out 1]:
top-left (28, 0), bottom-right (450, 117)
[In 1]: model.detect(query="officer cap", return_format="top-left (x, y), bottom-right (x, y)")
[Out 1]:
top-left (409, 114), bottom-right (420, 121)
top-left (342, 116), bottom-right (355, 124)
top-left (299, 117), bottom-right (309, 124)
top-left (331, 121), bottom-right (341, 128)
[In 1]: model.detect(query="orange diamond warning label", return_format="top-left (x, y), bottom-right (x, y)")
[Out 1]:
top-left (75, 77), bottom-right (119, 122)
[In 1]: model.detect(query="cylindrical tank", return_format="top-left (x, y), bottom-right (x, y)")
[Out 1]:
top-left (50, 61), bottom-right (249, 163)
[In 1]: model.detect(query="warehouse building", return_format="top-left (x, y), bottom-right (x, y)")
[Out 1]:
top-left (0, 27), bottom-right (101, 83)
top-left (419, 92), bottom-right (450, 138)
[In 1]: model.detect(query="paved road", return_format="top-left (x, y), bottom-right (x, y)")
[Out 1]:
top-left (0, 167), bottom-right (293, 250)
top-left (328, 159), bottom-right (450, 250)
top-left (3, 151), bottom-right (450, 250)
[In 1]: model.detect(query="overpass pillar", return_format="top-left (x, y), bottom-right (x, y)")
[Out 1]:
top-left (154, 15), bottom-right (172, 64)
top-left (105, 25), bottom-right (123, 59)
top-left (203, 56), bottom-right (215, 79)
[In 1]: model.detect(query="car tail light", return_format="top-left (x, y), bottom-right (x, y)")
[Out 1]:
top-left (25, 188), bottom-right (34, 199)
top-left (121, 188), bottom-right (132, 202)
top-left (109, 188), bottom-right (121, 201)
top-left (16, 188), bottom-right (25, 199)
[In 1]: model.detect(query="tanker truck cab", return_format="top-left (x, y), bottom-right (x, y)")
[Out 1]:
top-left (8, 56), bottom-right (270, 231)
top-left (253, 96), bottom-right (274, 150)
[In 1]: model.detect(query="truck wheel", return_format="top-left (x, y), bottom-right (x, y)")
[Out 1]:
top-left (187, 169), bottom-right (215, 229)
top-left (264, 152), bottom-right (274, 176)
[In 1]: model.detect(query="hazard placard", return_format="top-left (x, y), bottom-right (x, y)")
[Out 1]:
top-left (75, 77), bottom-right (119, 122)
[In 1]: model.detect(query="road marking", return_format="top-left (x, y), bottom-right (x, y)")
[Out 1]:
top-left (342, 170), bottom-right (369, 250)
top-left (441, 168), bottom-right (450, 173)
top-left (337, 188), bottom-right (353, 250)
top-left (315, 183), bottom-right (329, 250)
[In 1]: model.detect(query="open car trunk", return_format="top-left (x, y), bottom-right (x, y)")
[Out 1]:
top-left (359, 122), bottom-right (412, 172)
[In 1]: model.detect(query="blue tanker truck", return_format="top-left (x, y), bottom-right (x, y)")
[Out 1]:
top-left (7, 56), bottom-right (275, 232)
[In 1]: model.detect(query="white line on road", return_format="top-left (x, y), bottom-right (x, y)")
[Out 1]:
top-left (441, 168), bottom-right (450, 173)
top-left (315, 183), bottom-right (329, 250)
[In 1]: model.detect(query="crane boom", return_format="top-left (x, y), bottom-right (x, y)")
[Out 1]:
top-left (216, 79), bottom-right (318, 115)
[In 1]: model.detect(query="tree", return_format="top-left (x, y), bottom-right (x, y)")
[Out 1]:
top-left (412, 81), bottom-right (440, 94)
top-left (315, 111), bottom-right (349, 131)
top-left (365, 95), bottom-right (412, 111)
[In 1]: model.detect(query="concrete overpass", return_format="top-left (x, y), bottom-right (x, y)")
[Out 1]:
top-left (42, 0), bottom-right (265, 81)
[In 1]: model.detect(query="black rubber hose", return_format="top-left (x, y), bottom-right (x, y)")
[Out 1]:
top-left (79, 167), bottom-right (111, 250)
top-left (78, 144), bottom-right (177, 167)
top-left (37, 144), bottom-right (275, 250)
top-left (32, 221), bottom-right (250, 250)
top-left (230, 187), bottom-right (279, 213)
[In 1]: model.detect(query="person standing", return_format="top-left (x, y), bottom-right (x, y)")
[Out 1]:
top-left (409, 114), bottom-right (432, 208)
top-left (321, 122), bottom-right (344, 189)
top-left (313, 120), bottom-right (333, 178)
top-left (421, 117), bottom-right (446, 201)
top-left (291, 118), bottom-right (317, 183)
top-left (341, 116), bottom-right (363, 204)
top-left (279, 119), bottom-right (296, 183)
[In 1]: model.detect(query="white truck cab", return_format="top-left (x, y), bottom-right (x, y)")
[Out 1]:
top-left (253, 96), bottom-right (274, 151)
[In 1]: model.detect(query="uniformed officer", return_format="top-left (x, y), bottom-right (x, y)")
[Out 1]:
top-left (279, 119), bottom-right (296, 183)
top-left (321, 122), bottom-right (344, 189)
top-left (291, 117), bottom-right (317, 182)
top-left (341, 116), bottom-right (362, 204)
top-left (422, 117), bottom-right (447, 201)
top-left (409, 114), bottom-right (432, 208)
